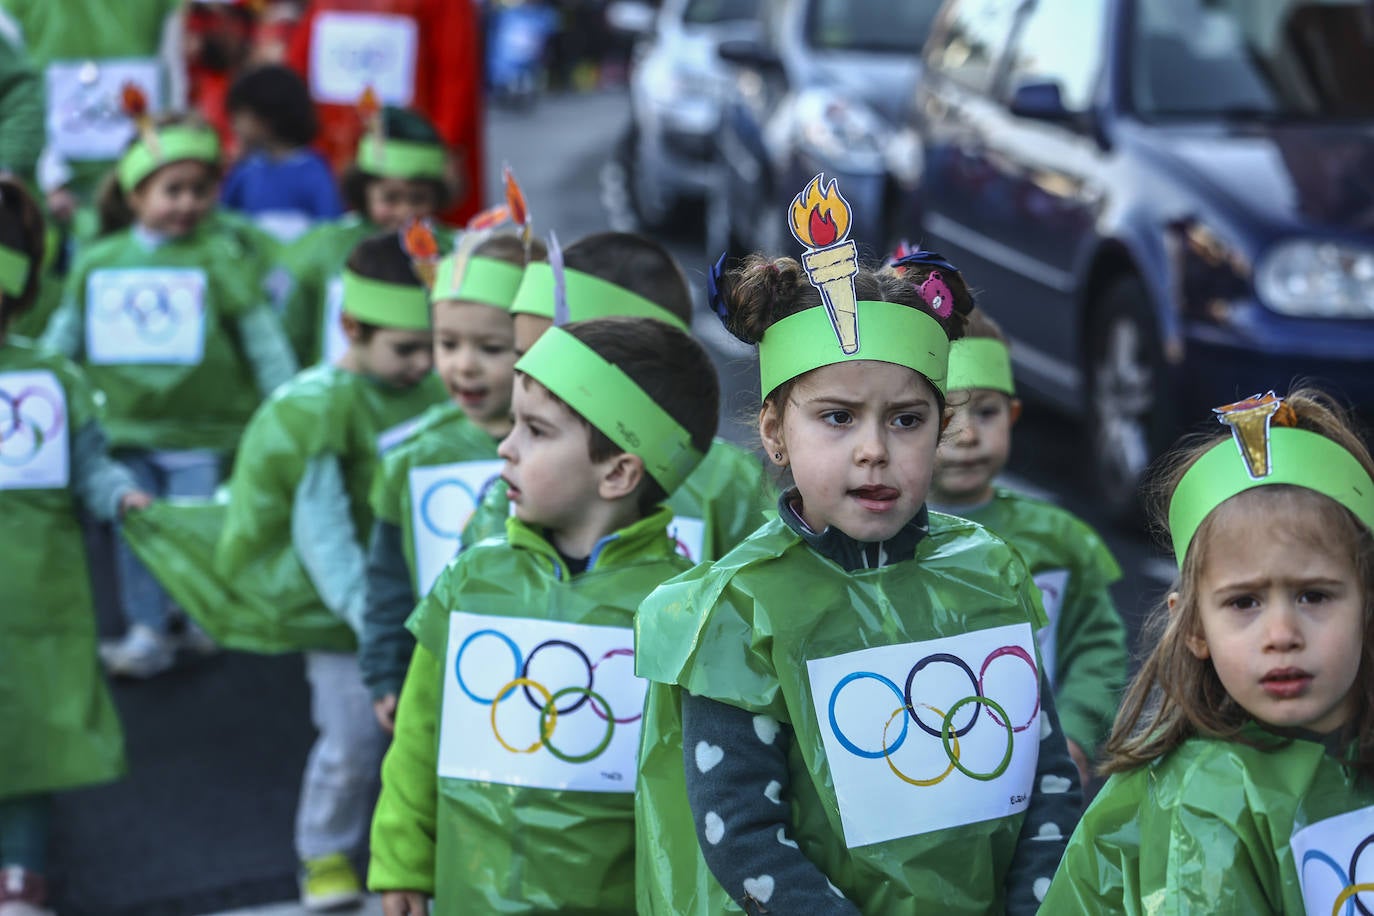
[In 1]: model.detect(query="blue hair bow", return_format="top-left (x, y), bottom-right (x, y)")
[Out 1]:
top-left (706, 250), bottom-right (729, 326)
top-left (889, 248), bottom-right (960, 275)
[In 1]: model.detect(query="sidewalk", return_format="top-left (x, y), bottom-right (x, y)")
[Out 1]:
top-left (205, 898), bottom-right (383, 916)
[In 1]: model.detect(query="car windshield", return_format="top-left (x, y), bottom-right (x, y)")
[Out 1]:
top-left (806, 0), bottom-right (939, 53)
top-left (1131, 0), bottom-right (1374, 119)
top-left (683, 0), bottom-right (760, 24)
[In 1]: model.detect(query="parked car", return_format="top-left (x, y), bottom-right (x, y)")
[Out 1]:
top-left (616, 0), bottom-right (762, 227)
top-left (708, 0), bottom-right (942, 259)
top-left (910, 0), bottom-right (1374, 520)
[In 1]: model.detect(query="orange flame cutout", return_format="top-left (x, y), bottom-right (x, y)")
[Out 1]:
top-left (1214, 391), bottom-right (1290, 478)
top-left (503, 165), bottom-right (528, 228)
top-left (789, 175), bottom-right (851, 249)
top-left (357, 86), bottom-right (380, 122)
top-left (121, 82), bottom-right (149, 119)
top-left (402, 219), bottom-right (440, 261)
top-left (466, 205), bottom-right (511, 232)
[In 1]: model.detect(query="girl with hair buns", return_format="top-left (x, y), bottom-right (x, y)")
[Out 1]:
top-left (634, 175), bottom-right (1082, 915)
top-left (1043, 386), bottom-right (1374, 914)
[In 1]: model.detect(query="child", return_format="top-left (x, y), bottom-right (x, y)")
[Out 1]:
top-left (361, 230), bottom-right (545, 733)
top-left (0, 178), bottom-right (150, 914)
top-left (368, 314), bottom-right (720, 914)
top-left (278, 102), bottom-right (451, 366)
top-left (462, 230), bottom-right (776, 563)
top-left (220, 63), bottom-right (343, 243)
top-left (633, 176), bottom-right (1082, 915)
top-left (39, 107), bottom-right (297, 679)
top-left (1042, 387), bottom-right (1374, 913)
top-left (929, 308), bottom-right (1128, 781)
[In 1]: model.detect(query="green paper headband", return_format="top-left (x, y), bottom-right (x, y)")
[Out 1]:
top-left (341, 270), bottom-right (430, 330)
top-left (1168, 427), bottom-right (1374, 566)
top-left (117, 127), bottom-right (220, 192)
top-left (355, 137), bottom-right (447, 180)
top-left (758, 300), bottom-right (951, 397)
top-left (0, 245), bottom-right (29, 296)
top-left (509, 263), bottom-right (689, 331)
top-left (947, 338), bottom-right (1015, 395)
top-left (432, 255), bottom-right (523, 309)
top-left (515, 327), bottom-right (703, 492)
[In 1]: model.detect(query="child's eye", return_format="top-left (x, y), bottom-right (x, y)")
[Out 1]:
top-left (822, 410), bottom-right (852, 426)
top-left (976, 407), bottom-right (1000, 421)
top-left (1298, 590), bottom-right (1330, 605)
top-left (892, 413), bottom-right (924, 429)
top-left (1227, 595), bottom-right (1260, 610)
top-left (481, 344), bottom-right (511, 356)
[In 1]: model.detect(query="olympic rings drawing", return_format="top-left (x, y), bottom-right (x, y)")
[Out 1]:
top-left (454, 629), bottom-right (639, 763)
top-left (0, 385), bottom-right (65, 468)
top-left (419, 470), bottom-right (502, 539)
top-left (1301, 835), bottom-right (1374, 916)
top-left (826, 644), bottom-right (1039, 786)
top-left (92, 278), bottom-right (202, 344)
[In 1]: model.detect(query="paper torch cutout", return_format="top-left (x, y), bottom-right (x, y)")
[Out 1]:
top-left (504, 164), bottom-right (531, 249)
top-left (790, 173), bottom-right (860, 354)
top-left (1214, 391), bottom-right (1297, 479)
top-left (358, 86), bottom-right (384, 163)
top-left (402, 219), bottom-right (441, 289)
top-left (120, 82), bottom-right (159, 156)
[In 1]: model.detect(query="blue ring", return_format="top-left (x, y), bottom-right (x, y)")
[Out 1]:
top-left (828, 671), bottom-right (908, 759)
top-left (420, 477), bottom-right (480, 538)
top-left (1301, 849), bottom-right (1355, 916)
top-left (454, 629), bottom-right (523, 704)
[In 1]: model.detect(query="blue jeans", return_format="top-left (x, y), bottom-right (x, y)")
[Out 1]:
top-left (112, 449), bottom-right (221, 635)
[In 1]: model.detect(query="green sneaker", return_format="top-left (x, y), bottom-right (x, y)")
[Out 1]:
top-left (299, 852), bottom-right (363, 911)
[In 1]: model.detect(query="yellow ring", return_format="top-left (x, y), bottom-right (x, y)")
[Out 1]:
top-left (882, 704), bottom-right (959, 787)
top-left (1333, 883), bottom-right (1374, 916)
top-left (491, 677), bottom-right (557, 754)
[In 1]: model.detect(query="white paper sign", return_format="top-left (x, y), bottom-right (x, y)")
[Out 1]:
top-left (86, 268), bottom-right (207, 366)
top-left (309, 11), bottom-right (417, 106)
top-left (668, 515), bottom-right (706, 563)
top-left (45, 58), bottom-right (161, 161)
top-left (807, 622), bottom-right (1041, 848)
top-left (253, 210), bottom-right (314, 243)
top-left (438, 612), bottom-right (645, 793)
top-left (1291, 804), bottom-right (1374, 916)
top-left (0, 370), bottom-right (70, 491)
top-left (321, 275), bottom-right (349, 366)
top-left (409, 460), bottom-right (505, 595)
top-left (1032, 569), bottom-right (1069, 686)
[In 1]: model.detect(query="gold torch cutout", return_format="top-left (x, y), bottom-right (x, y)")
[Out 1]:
top-left (1214, 391), bottom-right (1286, 479)
top-left (790, 174), bottom-right (859, 354)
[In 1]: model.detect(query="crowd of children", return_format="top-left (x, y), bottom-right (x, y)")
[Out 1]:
top-left (0, 53), bottom-right (1371, 916)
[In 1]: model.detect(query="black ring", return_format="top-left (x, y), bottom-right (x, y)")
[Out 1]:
top-left (904, 652), bottom-right (980, 738)
top-left (521, 639), bottom-right (593, 714)
top-left (1351, 833), bottom-right (1374, 916)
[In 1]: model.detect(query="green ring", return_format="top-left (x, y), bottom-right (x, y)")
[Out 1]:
top-left (941, 695), bottom-right (1013, 781)
top-left (538, 686), bottom-right (616, 764)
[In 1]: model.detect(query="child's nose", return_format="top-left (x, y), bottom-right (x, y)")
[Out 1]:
top-left (854, 424), bottom-right (889, 466)
top-left (1263, 605), bottom-right (1304, 651)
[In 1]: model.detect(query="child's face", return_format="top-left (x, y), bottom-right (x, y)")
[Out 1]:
top-left (129, 160), bottom-right (218, 238)
top-left (762, 360), bottom-right (943, 542)
top-left (365, 177), bottom-right (438, 231)
top-left (931, 388), bottom-right (1020, 506)
top-left (498, 377), bottom-right (613, 541)
top-left (433, 299), bottom-right (516, 435)
top-left (229, 110), bottom-right (269, 152)
top-left (1185, 497), bottom-right (1366, 734)
top-left (347, 322), bottom-right (434, 388)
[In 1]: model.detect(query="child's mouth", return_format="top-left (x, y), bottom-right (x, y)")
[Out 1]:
top-left (456, 387), bottom-right (488, 406)
top-left (849, 485), bottom-right (900, 511)
top-left (1260, 667), bottom-right (1313, 699)
top-left (501, 476), bottom-right (520, 502)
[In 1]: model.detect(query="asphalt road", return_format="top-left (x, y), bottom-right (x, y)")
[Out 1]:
top-left (49, 89), bottom-right (1169, 916)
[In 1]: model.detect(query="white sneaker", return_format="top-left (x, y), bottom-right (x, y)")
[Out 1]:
top-left (99, 624), bottom-right (175, 678)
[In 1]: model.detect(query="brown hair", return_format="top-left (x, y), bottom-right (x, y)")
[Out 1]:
top-left (563, 232), bottom-right (692, 326)
top-left (96, 113), bottom-right (222, 237)
top-left (472, 232), bottom-right (547, 267)
top-left (1104, 386), bottom-right (1374, 780)
top-left (0, 178), bottom-right (46, 336)
top-left (343, 230), bottom-right (426, 340)
top-left (519, 316), bottom-right (719, 514)
top-left (962, 307), bottom-right (1009, 344)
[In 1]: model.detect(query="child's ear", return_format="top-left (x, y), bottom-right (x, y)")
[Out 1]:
top-left (940, 406), bottom-right (953, 434)
top-left (1171, 592), bottom-right (1211, 659)
top-left (1009, 397), bottom-right (1023, 425)
top-left (598, 452), bottom-right (645, 501)
top-left (759, 400), bottom-right (788, 466)
top-left (341, 313), bottom-right (364, 342)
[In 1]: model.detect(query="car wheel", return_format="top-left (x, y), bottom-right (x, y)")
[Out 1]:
top-left (1086, 277), bottom-right (1171, 525)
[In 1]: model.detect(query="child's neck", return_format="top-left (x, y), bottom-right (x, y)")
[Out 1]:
top-left (929, 485), bottom-right (995, 512)
top-left (546, 500), bottom-right (642, 566)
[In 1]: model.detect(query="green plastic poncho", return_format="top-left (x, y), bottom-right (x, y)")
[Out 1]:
top-left (463, 437), bottom-right (775, 564)
top-left (123, 364), bottom-right (447, 653)
top-left (954, 487), bottom-right (1128, 754)
top-left (369, 509), bottom-right (692, 914)
top-left (634, 512), bottom-right (1052, 914)
top-left (52, 224), bottom-right (271, 451)
top-left (368, 401), bottom-right (501, 592)
top-left (0, 340), bottom-right (124, 798)
top-left (278, 215), bottom-right (454, 366)
top-left (1042, 729), bottom-right (1374, 914)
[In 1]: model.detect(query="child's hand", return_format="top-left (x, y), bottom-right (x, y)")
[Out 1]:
top-left (1067, 738), bottom-right (1091, 788)
top-left (374, 694), bottom-right (398, 733)
top-left (381, 890), bottom-right (428, 915)
top-left (118, 489), bottom-right (155, 518)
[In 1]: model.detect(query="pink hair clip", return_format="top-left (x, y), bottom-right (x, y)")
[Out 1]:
top-left (919, 270), bottom-right (954, 318)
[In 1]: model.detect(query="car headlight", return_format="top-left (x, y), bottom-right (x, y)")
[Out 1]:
top-left (794, 90), bottom-right (886, 165)
top-left (1256, 240), bottom-right (1374, 318)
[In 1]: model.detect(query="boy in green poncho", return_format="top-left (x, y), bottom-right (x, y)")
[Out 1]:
top-left (1042, 386), bottom-right (1374, 913)
top-left (368, 315), bottom-right (720, 914)
top-left (361, 230), bottom-right (547, 734)
top-left (928, 309), bottom-right (1128, 783)
top-left (461, 230), bottom-right (776, 563)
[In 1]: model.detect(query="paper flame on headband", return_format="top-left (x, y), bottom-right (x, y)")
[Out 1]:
top-left (790, 174), bottom-right (852, 249)
top-left (357, 86), bottom-right (381, 123)
top-left (402, 219), bottom-right (440, 289)
top-left (788, 173), bottom-right (860, 353)
top-left (1214, 391), bottom-right (1298, 479)
top-left (503, 164), bottom-right (531, 250)
top-left (120, 82), bottom-right (159, 156)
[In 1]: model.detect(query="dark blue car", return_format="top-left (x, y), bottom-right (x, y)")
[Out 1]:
top-left (912, 0), bottom-right (1374, 518)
